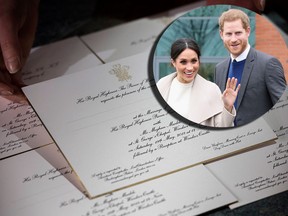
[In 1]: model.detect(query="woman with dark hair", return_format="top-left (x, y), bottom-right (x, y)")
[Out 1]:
top-left (156, 38), bottom-right (240, 127)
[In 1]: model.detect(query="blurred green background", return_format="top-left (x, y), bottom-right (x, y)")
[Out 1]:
top-left (152, 5), bottom-right (255, 83)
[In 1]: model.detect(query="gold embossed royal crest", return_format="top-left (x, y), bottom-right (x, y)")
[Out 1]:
top-left (109, 64), bottom-right (132, 81)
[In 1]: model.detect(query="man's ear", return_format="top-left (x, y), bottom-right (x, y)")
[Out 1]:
top-left (246, 27), bottom-right (251, 37)
top-left (219, 30), bottom-right (224, 40)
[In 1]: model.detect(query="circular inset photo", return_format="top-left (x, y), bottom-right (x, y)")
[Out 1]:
top-left (149, 4), bottom-right (287, 129)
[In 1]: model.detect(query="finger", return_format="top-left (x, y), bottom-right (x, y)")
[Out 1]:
top-left (230, 77), bottom-right (234, 89)
top-left (0, 11), bottom-right (22, 74)
top-left (0, 70), bottom-right (15, 93)
top-left (229, 77), bottom-right (237, 90)
top-left (11, 71), bottom-right (26, 87)
top-left (0, 90), bottom-right (29, 105)
top-left (232, 78), bottom-right (237, 90)
top-left (235, 83), bottom-right (241, 93)
top-left (0, 70), bottom-right (26, 98)
top-left (0, 82), bottom-right (14, 95)
top-left (226, 77), bottom-right (231, 89)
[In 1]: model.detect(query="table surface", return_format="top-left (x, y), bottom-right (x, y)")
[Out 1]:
top-left (30, 1), bottom-right (288, 215)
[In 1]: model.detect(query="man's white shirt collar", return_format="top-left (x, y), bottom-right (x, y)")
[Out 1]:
top-left (230, 44), bottom-right (250, 62)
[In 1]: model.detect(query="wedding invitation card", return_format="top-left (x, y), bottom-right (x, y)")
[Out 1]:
top-left (0, 143), bottom-right (237, 216)
top-left (22, 51), bottom-right (277, 198)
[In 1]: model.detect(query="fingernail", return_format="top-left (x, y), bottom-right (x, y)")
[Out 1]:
top-left (7, 57), bottom-right (21, 74)
top-left (0, 90), bottom-right (13, 96)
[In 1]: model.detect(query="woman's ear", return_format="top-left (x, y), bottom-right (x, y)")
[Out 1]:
top-left (170, 58), bottom-right (175, 67)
